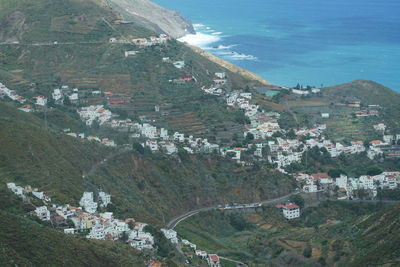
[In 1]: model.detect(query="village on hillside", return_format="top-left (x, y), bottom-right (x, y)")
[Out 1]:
top-left (1, 66), bottom-right (400, 201)
top-left (6, 182), bottom-right (228, 267)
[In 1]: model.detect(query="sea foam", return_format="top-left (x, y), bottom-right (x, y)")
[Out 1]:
top-left (178, 32), bottom-right (221, 48)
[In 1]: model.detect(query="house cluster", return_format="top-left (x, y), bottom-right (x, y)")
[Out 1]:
top-left (296, 124), bottom-right (326, 138)
top-left (200, 86), bottom-right (224, 96)
top-left (109, 34), bottom-right (170, 46)
top-left (63, 129), bottom-right (116, 147)
top-left (0, 82), bottom-right (27, 104)
top-left (275, 202), bottom-right (301, 219)
top-left (367, 135), bottom-right (400, 159)
top-left (78, 105), bottom-right (113, 126)
top-left (291, 87), bottom-right (321, 96)
top-left (7, 182), bottom-right (51, 202)
top-left (180, 237), bottom-right (222, 267)
top-left (170, 74), bottom-right (196, 84)
top-left (213, 72), bottom-right (227, 86)
top-left (6, 183), bottom-right (156, 251)
top-left (52, 85), bottom-right (87, 105)
top-left (295, 171), bottom-right (400, 198)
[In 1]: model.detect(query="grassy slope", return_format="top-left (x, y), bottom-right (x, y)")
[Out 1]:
top-left (176, 201), bottom-right (400, 266)
top-left (0, 103), bottom-right (111, 203)
top-left (277, 80), bottom-right (400, 140)
top-left (323, 80), bottom-right (400, 137)
top-left (90, 150), bottom-right (294, 224)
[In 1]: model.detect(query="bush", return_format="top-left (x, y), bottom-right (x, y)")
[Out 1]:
top-left (303, 247), bottom-right (312, 258)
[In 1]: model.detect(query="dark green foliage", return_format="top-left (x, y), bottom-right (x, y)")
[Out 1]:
top-left (289, 194), bottom-right (305, 209)
top-left (144, 225), bottom-right (175, 258)
top-left (228, 214), bottom-right (254, 231)
top-left (328, 169), bottom-right (346, 178)
top-left (132, 142), bottom-right (145, 155)
top-left (303, 247), bottom-right (312, 258)
top-left (366, 166), bottom-right (383, 176)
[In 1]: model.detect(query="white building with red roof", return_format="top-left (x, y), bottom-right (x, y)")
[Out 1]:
top-left (207, 254), bottom-right (221, 267)
top-left (276, 202), bottom-right (300, 219)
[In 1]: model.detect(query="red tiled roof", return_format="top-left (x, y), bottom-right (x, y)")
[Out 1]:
top-left (276, 202), bottom-right (299, 209)
top-left (311, 173), bottom-right (330, 180)
top-left (208, 254), bottom-right (219, 262)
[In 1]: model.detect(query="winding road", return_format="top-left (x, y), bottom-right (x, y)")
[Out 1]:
top-left (167, 191), bottom-right (300, 229)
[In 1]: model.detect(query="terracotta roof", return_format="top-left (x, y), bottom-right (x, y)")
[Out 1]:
top-left (208, 254), bottom-right (219, 262)
top-left (276, 202), bottom-right (299, 209)
top-left (311, 173), bottom-right (330, 180)
top-left (351, 141), bottom-right (363, 145)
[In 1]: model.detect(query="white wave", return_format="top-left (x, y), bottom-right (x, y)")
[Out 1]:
top-left (211, 44), bottom-right (238, 50)
top-left (227, 53), bottom-right (258, 61)
top-left (193, 23), bottom-right (205, 28)
top-left (178, 32), bottom-right (221, 48)
top-left (215, 50), bottom-right (258, 61)
top-left (212, 32), bottom-right (223, 35)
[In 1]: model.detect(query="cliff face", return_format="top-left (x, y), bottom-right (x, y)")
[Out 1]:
top-left (109, 0), bottom-right (195, 38)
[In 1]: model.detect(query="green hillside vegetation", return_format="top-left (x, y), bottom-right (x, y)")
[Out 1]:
top-left (276, 80), bottom-right (400, 140)
top-left (0, 100), bottom-right (294, 223)
top-left (176, 201), bottom-right (400, 266)
top-left (0, 103), bottom-right (110, 203)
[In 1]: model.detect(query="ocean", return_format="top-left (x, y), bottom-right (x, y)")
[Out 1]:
top-left (153, 0), bottom-right (400, 91)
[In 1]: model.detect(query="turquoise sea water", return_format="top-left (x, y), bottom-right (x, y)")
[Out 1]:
top-left (153, 0), bottom-right (400, 91)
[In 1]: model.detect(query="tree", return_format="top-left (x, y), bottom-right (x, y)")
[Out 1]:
top-left (366, 166), bottom-right (382, 176)
top-left (303, 247), bottom-right (312, 258)
top-left (286, 129), bottom-right (296, 139)
top-left (328, 169), bottom-right (345, 178)
top-left (245, 132), bottom-right (254, 141)
top-left (289, 194), bottom-right (305, 209)
top-left (132, 142), bottom-right (145, 155)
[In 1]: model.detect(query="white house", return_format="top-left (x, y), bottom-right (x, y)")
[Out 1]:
top-left (321, 113), bottom-right (330, 118)
top-left (161, 229), bottom-right (178, 244)
top-left (292, 89), bottom-right (309, 95)
top-left (124, 51), bottom-right (137, 57)
top-left (35, 206), bottom-right (50, 221)
top-left (215, 72), bottom-right (226, 79)
top-left (7, 183), bottom-right (24, 196)
top-left (335, 174), bottom-right (348, 189)
top-left (98, 191), bottom-right (111, 208)
top-left (303, 184), bottom-right (318, 193)
top-left (79, 192), bottom-right (98, 213)
top-left (52, 88), bottom-right (63, 104)
top-left (35, 96), bottom-right (47, 106)
top-left (173, 61), bottom-right (185, 69)
top-left (276, 203), bottom-right (300, 219)
top-left (207, 254), bottom-right (221, 267)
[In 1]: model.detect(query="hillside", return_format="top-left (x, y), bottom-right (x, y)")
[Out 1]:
top-left (324, 80), bottom-right (400, 131)
top-left (275, 79), bottom-right (400, 140)
top-left (109, 0), bottom-right (195, 38)
top-left (0, 0), bottom-right (266, 139)
top-left (176, 201), bottom-right (400, 266)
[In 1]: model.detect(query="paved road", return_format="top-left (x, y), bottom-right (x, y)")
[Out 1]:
top-left (167, 191), bottom-right (299, 229)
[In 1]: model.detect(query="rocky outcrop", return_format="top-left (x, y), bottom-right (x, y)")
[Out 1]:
top-left (109, 0), bottom-right (195, 38)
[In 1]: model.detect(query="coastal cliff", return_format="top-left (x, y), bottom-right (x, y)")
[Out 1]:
top-left (109, 0), bottom-right (195, 38)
